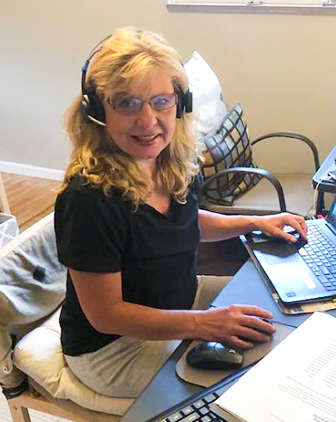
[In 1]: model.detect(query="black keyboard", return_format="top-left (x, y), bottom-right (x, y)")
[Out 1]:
top-left (299, 222), bottom-right (336, 291)
top-left (147, 366), bottom-right (251, 422)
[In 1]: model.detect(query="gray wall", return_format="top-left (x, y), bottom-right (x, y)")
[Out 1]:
top-left (1, 0), bottom-right (336, 177)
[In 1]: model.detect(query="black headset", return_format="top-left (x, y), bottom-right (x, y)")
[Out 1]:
top-left (80, 35), bottom-right (193, 127)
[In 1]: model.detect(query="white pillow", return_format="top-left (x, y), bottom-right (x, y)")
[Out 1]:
top-left (184, 51), bottom-right (227, 138)
top-left (13, 308), bottom-right (134, 416)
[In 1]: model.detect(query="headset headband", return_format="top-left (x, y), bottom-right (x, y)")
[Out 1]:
top-left (80, 34), bottom-right (192, 126)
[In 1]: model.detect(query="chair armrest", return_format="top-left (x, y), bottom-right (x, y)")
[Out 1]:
top-left (199, 167), bottom-right (287, 212)
top-left (251, 132), bottom-right (320, 171)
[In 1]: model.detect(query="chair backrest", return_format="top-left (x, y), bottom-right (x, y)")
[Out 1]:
top-left (200, 173), bottom-right (315, 216)
top-left (0, 213), bottom-right (66, 390)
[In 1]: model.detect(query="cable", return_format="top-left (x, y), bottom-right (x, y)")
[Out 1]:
top-left (312, 171), bottom-right (334, 217)
top-left (313, 179), bottom-right (324, 217)
top-left (270, 320), bottom-right (298, 329)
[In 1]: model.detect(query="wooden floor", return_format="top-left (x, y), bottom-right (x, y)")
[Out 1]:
top-left (2, 173), bottom-right (60, 232)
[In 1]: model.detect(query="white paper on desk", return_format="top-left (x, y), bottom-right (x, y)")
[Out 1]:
top-left (214, 312), bottom-right (336, 422)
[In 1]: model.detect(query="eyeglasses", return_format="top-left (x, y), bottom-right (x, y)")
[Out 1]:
top-left (109, 93), bottom-right (177, 115)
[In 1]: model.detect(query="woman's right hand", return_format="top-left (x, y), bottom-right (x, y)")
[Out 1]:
top-left (193, 304), bottom-right (276, 349)
top-left (69, 269), bottom-right (275, 345)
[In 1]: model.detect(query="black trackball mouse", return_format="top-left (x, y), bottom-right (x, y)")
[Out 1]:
top-left (186, 342), bottom-right (243, 370)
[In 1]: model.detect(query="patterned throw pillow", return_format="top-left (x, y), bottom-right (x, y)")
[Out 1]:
top-left (200, 103), bottom-right (261, 205)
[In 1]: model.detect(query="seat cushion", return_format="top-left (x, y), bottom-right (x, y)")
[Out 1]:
top-left (204, 173), bottom-right (314, 217)
top-left (27, 383), bottom-right (122, 422)
top-left (13, 308), bottom-right (134, 416)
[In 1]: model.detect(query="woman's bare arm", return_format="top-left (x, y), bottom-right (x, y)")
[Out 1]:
top-left (70, 269), bottom-right (275, 349)
top-left (198, 209), bottom-right (307, 243)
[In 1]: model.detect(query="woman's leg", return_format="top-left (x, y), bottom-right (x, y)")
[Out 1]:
top-left (65, 336), bottom-right (181, 398)
top-left (65, 275), bottom-right (231, 398)
top-left (192, 275), bottom-right (231, 310)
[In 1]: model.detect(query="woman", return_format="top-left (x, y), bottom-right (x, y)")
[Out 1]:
top-left (55, 26), bottom-right (307, 399)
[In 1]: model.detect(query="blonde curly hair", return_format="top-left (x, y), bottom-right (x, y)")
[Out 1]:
top-left (61, 26), bottom-right (200, 205)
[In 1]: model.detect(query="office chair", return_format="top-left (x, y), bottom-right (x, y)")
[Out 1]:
top-left (198, 104), bottom-right (321, 217)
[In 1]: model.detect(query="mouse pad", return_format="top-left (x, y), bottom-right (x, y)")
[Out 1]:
top-left (175, 322), bottom-right (294, 387)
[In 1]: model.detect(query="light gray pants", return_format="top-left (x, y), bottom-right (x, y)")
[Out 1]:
top-left (65, 275), bottom-right (231, 398)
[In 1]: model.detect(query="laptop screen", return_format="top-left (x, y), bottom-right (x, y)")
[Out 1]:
top-left (326, 196), bottom-right (336, 227)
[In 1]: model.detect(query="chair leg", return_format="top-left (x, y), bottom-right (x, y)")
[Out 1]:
top-left (6, 390), bottom-right (88, 422)
top-left (7, 399), bottom-right (31, 422)
top-left (0, 173), bottom-right (11, 214)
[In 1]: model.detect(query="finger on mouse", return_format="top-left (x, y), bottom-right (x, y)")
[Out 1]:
top-left (256, 317), bottom-right (276, 334)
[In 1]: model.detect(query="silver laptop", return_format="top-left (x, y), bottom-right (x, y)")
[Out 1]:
top-left (241, 198), bottom-right (336, 304)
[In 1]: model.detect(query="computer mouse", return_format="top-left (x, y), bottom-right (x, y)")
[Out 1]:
top-left (251, 229), bottom-right (307, 247)
top-left (284, 228), bottom-right (308, 248)
top-left (186, 342), bottom-right (243, 370)
top-left (251, 230), bottom-right (287, 243)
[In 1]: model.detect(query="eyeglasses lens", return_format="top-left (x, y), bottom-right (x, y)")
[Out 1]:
top-left (112, 93), bottom-right (177, 115)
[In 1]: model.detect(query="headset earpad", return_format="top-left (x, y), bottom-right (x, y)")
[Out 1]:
top-left (176, 92), bottom-right (183, 119)
top-left (176, 89), bottom-right (193, 119)
top-left (81, 81), bottom-right (106, 124)
top-left (184, 90), bottom-right (193, 113)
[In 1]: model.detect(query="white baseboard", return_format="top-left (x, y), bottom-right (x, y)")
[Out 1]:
top-left (0, 161), bottom-right (65, 181)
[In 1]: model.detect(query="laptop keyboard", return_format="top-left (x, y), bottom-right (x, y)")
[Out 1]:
top-left (298, 222), bottom-right (336, 291)
top-left (148, 366), bottom-right (251, 422)
top-left (157, 391), bottom-right (220, 422)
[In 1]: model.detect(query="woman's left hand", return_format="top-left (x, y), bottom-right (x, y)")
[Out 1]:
top-left (255, 213), bottom-right (307, 243)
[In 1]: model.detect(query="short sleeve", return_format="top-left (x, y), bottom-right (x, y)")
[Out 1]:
top-left (54, 187), bottom-right (128, 273)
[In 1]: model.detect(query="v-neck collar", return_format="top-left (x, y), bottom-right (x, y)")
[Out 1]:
top-left (142, 197), bottom-right (174, 219)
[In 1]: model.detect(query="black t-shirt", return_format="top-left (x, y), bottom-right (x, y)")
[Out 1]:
top-left (54, 178), bottom-right (200, 356)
